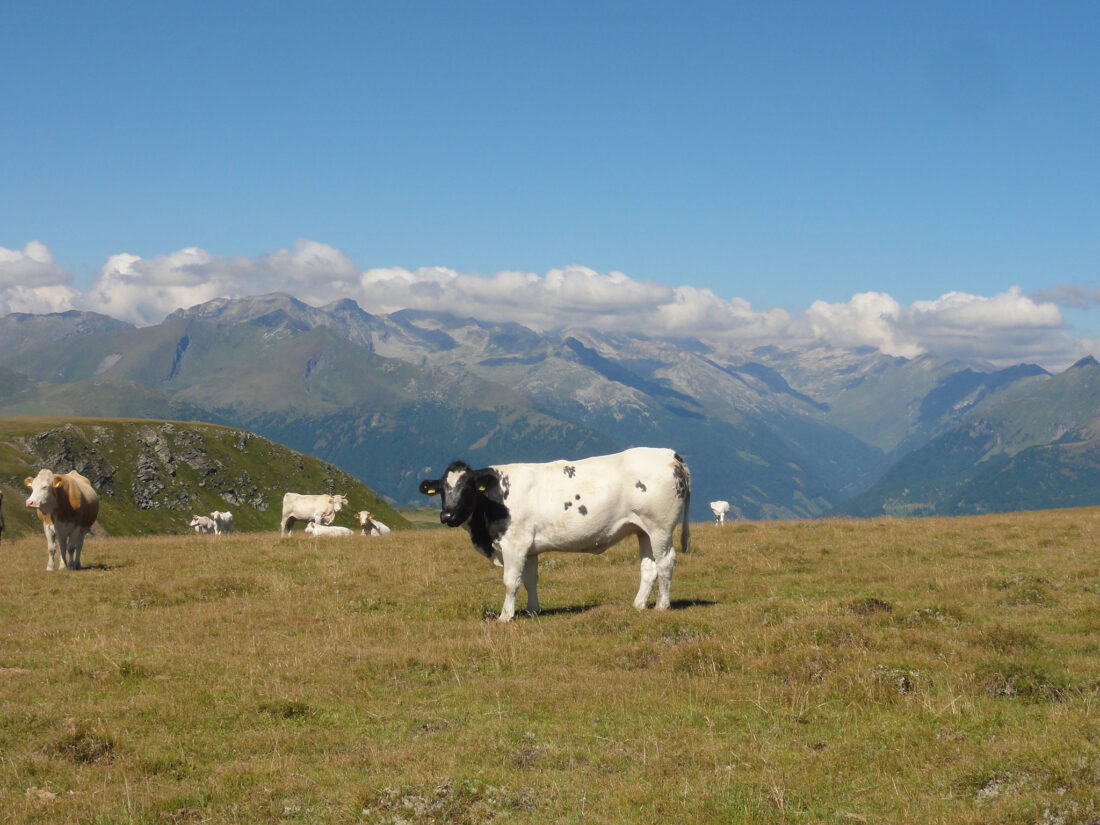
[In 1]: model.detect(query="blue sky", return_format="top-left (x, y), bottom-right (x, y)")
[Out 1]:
top-left (2, 1), bottom-right (1098, 363)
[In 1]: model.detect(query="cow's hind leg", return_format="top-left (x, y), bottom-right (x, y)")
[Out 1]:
top-left (281, 516), bottom-right (295, 537)
top-left (654, 540), bottom-right (676, 611)
top-left (521, 555), bottom-right (540, 616)
top-left (633, 533), bottom-right (658, 609)
top-left (69, 529), bottom-right (86, 570)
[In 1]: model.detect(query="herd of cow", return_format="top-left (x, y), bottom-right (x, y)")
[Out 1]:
top-left (13, 447), bottom-right (734, 621)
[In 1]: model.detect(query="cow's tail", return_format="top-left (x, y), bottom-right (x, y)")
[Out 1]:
top-left (675, 453), bottom-right (691, 554)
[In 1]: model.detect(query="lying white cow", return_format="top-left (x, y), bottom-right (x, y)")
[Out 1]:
top-left (210, 510), bottom-right (233, 534)
top-left (280, 492), bottom-right (348, 536)
top-left (709, 500), bottom-right (731, 525)
top-left (304, 520), bottom-right (355, 537)
top-left (24, 469), bottom-right (100, 571)
top-left (190, 515), bottom-right (217, 534)
top-left (355, 510), bottom-right (391, 537)
top-left (420, 447), bottom-right (691, 621)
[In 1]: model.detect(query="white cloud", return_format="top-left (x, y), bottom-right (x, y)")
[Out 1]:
top-left (0, 242), bottom-right (80, 314)
top-left (807, 286), bottom-right (1086, 367)
top-left (806, 292), bottom-right (922, 357)
top-left (81, 240), bottom-right (361, 325)
top-left (1, 239), bottom-right (1096, 369)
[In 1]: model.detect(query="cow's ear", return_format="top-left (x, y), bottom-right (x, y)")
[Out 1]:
top-left (53, 477), bottom-right (64, 489)
top-left (474, 469), bottom-right (499, 494)
top-left (24, 476), bottom-right (33, 488)
top-left (419, 479), bottom-right (441, 496)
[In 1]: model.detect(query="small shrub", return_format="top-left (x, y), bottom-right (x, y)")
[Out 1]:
top-left (361, 778), bottom-right (536, 824)
top-left (975, 660), bottom-right (1071, 702)
top-left (258, 700), bottom-right (313, 720)
top-left (997, 575), bottom-right (1056, 607)
top-left (869, 664), bottom-right (921, 698)
top-left (850, 597), bottom-right (893, 616)
top-left (51, 722), bottom-right (115, 765)
top-left (903, 605), bottom-right (968, 627)
top-left (977, 625), bottom-right (1040, 654)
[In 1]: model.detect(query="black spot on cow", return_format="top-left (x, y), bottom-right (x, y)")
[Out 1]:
top-left (673, 458), bottom-right (691, 500)
top-left (578, 505), bottom-right (588, 516)
top-left (563, 465), bottom-right (576, 478)
top-left (635, 480), bottom-right (647, 492)
top-left (564, 501), bottom-right (572, 510)
top-left (575, 494), bottom-right (581, 500)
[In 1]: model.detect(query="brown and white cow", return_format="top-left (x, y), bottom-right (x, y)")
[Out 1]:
top-left (24, 469), bottom-right (100, 571)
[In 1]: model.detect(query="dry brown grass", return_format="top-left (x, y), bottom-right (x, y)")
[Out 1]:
top-left (1, 509), bottom-right (1099, 823)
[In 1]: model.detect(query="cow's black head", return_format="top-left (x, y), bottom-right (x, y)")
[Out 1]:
top-left (419, 461), bottom-right (503, 528)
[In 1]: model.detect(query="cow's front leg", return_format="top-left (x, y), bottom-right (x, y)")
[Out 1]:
top-left (499, 549), bottom-right (530, 622)
top-left (43, 523), bottom-right (61, 571)
top-left (521, 555), bottom-right (540, 617)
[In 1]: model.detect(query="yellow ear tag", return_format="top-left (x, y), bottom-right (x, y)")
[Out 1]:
top-left (478, 484), bottom-right (487, 491)
top-left (53, 478), bottom-right (64, 488)
top-left (425, 488), bottom-right (436, 495)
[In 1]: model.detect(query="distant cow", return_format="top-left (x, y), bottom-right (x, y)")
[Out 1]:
top-left (304, 520), bottom-right (355, 538)
top-left (709, 500), bottom-right (731, 525)
top-left (420, 447), bottom-right (690, 621)
top-left (355, 510), bottom-right (391, 537)
top-left (209, 510), bottom-right (233, 534)
top-left (190, 515), bottom-right (217, 534)
top-left (0, 489), bottom-right (5, 544)
top-left (280, 492), bottom-right (348, 536)
top-left (24, 469), bottom-right (100, 571)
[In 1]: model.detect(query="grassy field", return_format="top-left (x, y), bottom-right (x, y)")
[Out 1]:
top-left (1, 508), bottom-right (1099, 824)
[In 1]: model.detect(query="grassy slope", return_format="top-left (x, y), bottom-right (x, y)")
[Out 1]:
top-left (1, 509), bottom-right (1098, 823)
top-left (0, 417), bottom-right (408, 538)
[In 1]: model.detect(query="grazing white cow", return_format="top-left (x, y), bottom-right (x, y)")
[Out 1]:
top-left (304, 520), bottom-right (355, 537)
top-left (209, 510), bottom-right (233, 534)
top-left (24, 469), bottom-right (100, 571)
top-left (420, 447), bottom-right (691, 622)
top-left (280, 492), bottom-right (348, 536)
top-left (709, 500), bottom-right (731, 525)
top-left (355, 510), bottom-right (391, 537)
top-left (190, 515), bottom-right (217, 534)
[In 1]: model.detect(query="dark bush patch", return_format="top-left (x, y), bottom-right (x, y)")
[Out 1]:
top-left (258, 700), bottom-right (313, 720)
top-left (977, 625), bottom-right (1040, 654)
top-left (903, 605), bottom-right (968, 627)
top-left (52, 723), bottom-right (115, 764)
top-left (362, 779), bottom-right (536, 824)
top-left (850, 597), bottom-right (893, 616)
top-left (975, 660), bottom-right (1071, 702)
top-left (870, 664), bottom-right (920, 697)
top-left (996, 575), bottom-right (1056, 607)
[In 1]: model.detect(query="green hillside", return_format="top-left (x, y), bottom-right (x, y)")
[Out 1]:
top-left (837, 357), bottom-right (1100, 516)
top-left (0, 417), bottom-right (408, 538)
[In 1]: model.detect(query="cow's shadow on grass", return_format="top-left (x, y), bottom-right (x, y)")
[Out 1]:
top-left (490, 598), bottom-right (719, 620)
top-left (669, 598), bottom-right (719, 610)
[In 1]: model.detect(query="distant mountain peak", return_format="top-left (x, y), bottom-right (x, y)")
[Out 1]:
top-left (1071, 355), bottom-right (1099, 369)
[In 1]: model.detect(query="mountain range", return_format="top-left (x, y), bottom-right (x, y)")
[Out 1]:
top-left (1, 295), bottom-right (1096, 518)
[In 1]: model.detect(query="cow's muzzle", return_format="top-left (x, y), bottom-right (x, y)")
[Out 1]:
top-left (440, 510), bottom-right (461, 527)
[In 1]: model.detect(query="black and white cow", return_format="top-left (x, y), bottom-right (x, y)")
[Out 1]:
top-left (420, 447), bottom-right (690, 621)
